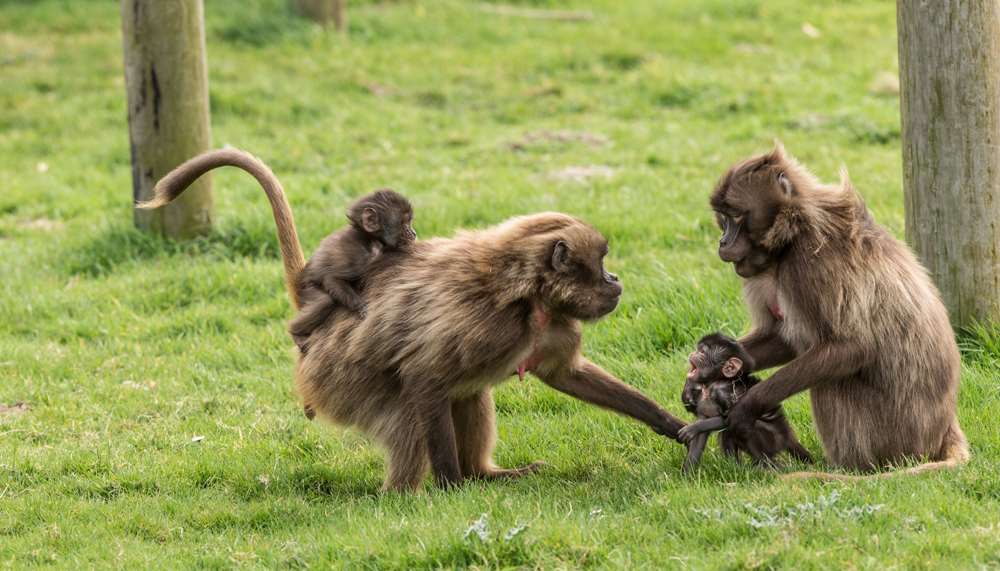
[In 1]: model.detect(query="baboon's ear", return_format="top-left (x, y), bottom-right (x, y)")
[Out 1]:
top-left (361, 207), bottom-right (381, 234)
top-left (771, 139), bottom-right (787, 160)
top-left (551, 240), bottom-right (571, 272)
top-left (722, 357), bottom-right (743, 378)
top-left (778, 172), bottom-right (795, 197)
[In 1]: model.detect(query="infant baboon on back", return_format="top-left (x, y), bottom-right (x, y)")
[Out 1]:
top-left (289, 189), bottom-right (416, 353)
top-left (678, 332), bottom-right (811, 471)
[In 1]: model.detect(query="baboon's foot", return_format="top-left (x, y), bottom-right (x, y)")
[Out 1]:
top-left (474, 461), bottom-right (546, 481)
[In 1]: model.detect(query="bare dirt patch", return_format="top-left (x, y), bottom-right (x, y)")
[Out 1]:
top-left (0, 402), bottom-right (30, 416)
top-left (507, 130), bottom-right (609, 151)
top-left (19, 218), bottom-right (63, 231)
top-left (548, 165), bottom-right (615, 183)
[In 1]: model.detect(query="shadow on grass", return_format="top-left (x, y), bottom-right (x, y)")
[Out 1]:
top-left (286, 464), bottom-right (382, 500)
top-left (64, 222), bottom-right (281, 278)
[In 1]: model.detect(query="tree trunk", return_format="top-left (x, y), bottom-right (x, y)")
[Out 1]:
top-left (292, 0), bottom-right (346, 32)
top-left (122, 0), bottom-right (213, 238)
top-left (897, 0), bottom-right (1000, 326)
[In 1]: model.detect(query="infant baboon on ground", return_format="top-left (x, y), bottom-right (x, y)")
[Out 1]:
top-left (289, 189), bottom-right (416, 353)
top-left (678, 332), bottom-right (811, 471)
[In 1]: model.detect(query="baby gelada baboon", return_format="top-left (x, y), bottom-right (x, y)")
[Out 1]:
top-left (678, 332), bottom-right (811, 471)
top-left (288, 189), bottom-right (416, 353)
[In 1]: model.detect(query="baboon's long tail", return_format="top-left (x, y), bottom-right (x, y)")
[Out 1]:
top-left (137, 148), bottom-right (306, 309)
top-left (783, 422), bottom-right (970, 481)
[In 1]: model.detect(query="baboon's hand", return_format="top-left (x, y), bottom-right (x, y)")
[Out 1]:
top-left (678, 424), bottom-right (698, 444)
top-left (724, 398), bottom-right (760, 440)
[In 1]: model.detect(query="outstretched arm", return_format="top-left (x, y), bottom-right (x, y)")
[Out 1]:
top-left (678, 416), bottom-right (727, 443)
top-left (538, 357), bottom-right (686, 440)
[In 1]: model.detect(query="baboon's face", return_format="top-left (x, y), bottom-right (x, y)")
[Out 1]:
top-left (350, 189), bottom-right (417, 250)
top-left (378, 205), bottom-right (416, 250)
top-left (543, 229), bottom-right (623, 321)
top-left (710, 150), bottom-right (792, 278)
top-left (682, 333), bottom-right (747, 413)
top-left (686, 334), bottom-right (746, 383)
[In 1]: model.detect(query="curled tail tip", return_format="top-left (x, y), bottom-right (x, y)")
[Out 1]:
top-left (135, 192), bottom-right (170, 210)
top-left (135, 196), bottom-right (167, 210)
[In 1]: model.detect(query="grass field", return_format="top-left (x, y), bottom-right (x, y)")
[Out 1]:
top-left (2, 0), bottom-right (1000, 568)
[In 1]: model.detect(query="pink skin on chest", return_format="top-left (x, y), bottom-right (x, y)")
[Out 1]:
top-left (516, 304), bottom-right (551, 381)
top-left (768, 298), bottom-right (784, 322)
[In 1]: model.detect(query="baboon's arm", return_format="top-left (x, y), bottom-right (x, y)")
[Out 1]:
top-left (540, 358), bottom-right (685, 440)
top-left (726, 342), bottom-right (865, 434)
top-left (678, 416), bottom-right (727, 442)
top-left (320, 275), bottom-right (366, 313)
top-left (738, 329), bottom-right (796, 370)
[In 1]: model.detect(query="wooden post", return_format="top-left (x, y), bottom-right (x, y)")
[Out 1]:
top-left (897, 0), bottom-right (1000, 326)
top-left (292, 0), bottom-right (346, 32)
top-left (121, 0), bottom-right (213, 238)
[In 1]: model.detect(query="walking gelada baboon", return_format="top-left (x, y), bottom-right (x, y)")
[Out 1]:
top-left (678, 332), bottom-right (811, 471)
top-left (141, 148), bottom-right (686, 491)
top-left (709, 143), bottom-right (968, 479)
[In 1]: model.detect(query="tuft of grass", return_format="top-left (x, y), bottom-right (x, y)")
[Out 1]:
top-left (2, 0), bottom-right (998, 568)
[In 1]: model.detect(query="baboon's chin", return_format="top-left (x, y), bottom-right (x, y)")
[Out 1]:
top-left (734, 259), bottom-right (768, 278)
top-left (575, 296), bottom-right (620, 321)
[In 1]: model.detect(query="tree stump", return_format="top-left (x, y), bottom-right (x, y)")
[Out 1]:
top-left (122, 0), bottom-right (213, 238)
top-left (897, 0), bottom-right (1000, 325)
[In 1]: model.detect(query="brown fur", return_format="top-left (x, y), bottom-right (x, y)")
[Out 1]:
top-left (710, 143), bottom-right (969, 478)
top-left (143, 148), bottom-right (686, 491)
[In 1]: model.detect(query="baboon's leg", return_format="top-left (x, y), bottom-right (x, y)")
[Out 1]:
top-left (742, 434), bottom-right (776, 467)
top-left (786, 439), bottom-right (814, 463)
top-left (719, 433), bottom-right (741, 461)
top-left (288, 295), bottom-right (336, 350)
top-left (381, 419), bottom-right (429, 492)
top-left (452, 390), bottom-right (543, 480)
top-left (422, 394), bottom-right (462, 487)
top-left (772, 415), bottom-right (813, 463)
top-left (683, 432), bottom-right (710, 473)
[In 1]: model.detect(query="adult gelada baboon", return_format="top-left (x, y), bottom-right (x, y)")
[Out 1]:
top-left (709, 143), bottom-right (968, 479)
top-left (141, 148), bottom-right (686, 491)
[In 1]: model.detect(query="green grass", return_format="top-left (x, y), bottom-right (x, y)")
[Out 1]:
top-left (2, 0), bottom-right (999, 568)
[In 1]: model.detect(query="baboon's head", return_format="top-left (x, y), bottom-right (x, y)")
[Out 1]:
top-left (681, 332), bottom-right (753, 415)
top-left (687, 332), bottom-right (753, 383)
top-left (347, 189), bottom-right (416, 250)
top-left (710, 143), bottom-right (813, 278)
top-left (537, 219), bottom-right (623, 321)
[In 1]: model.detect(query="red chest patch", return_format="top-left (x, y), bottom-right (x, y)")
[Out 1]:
top-left (516, 304), bottom-right (551, 381)
top-left (768, 298), bottom-right (784, 322)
